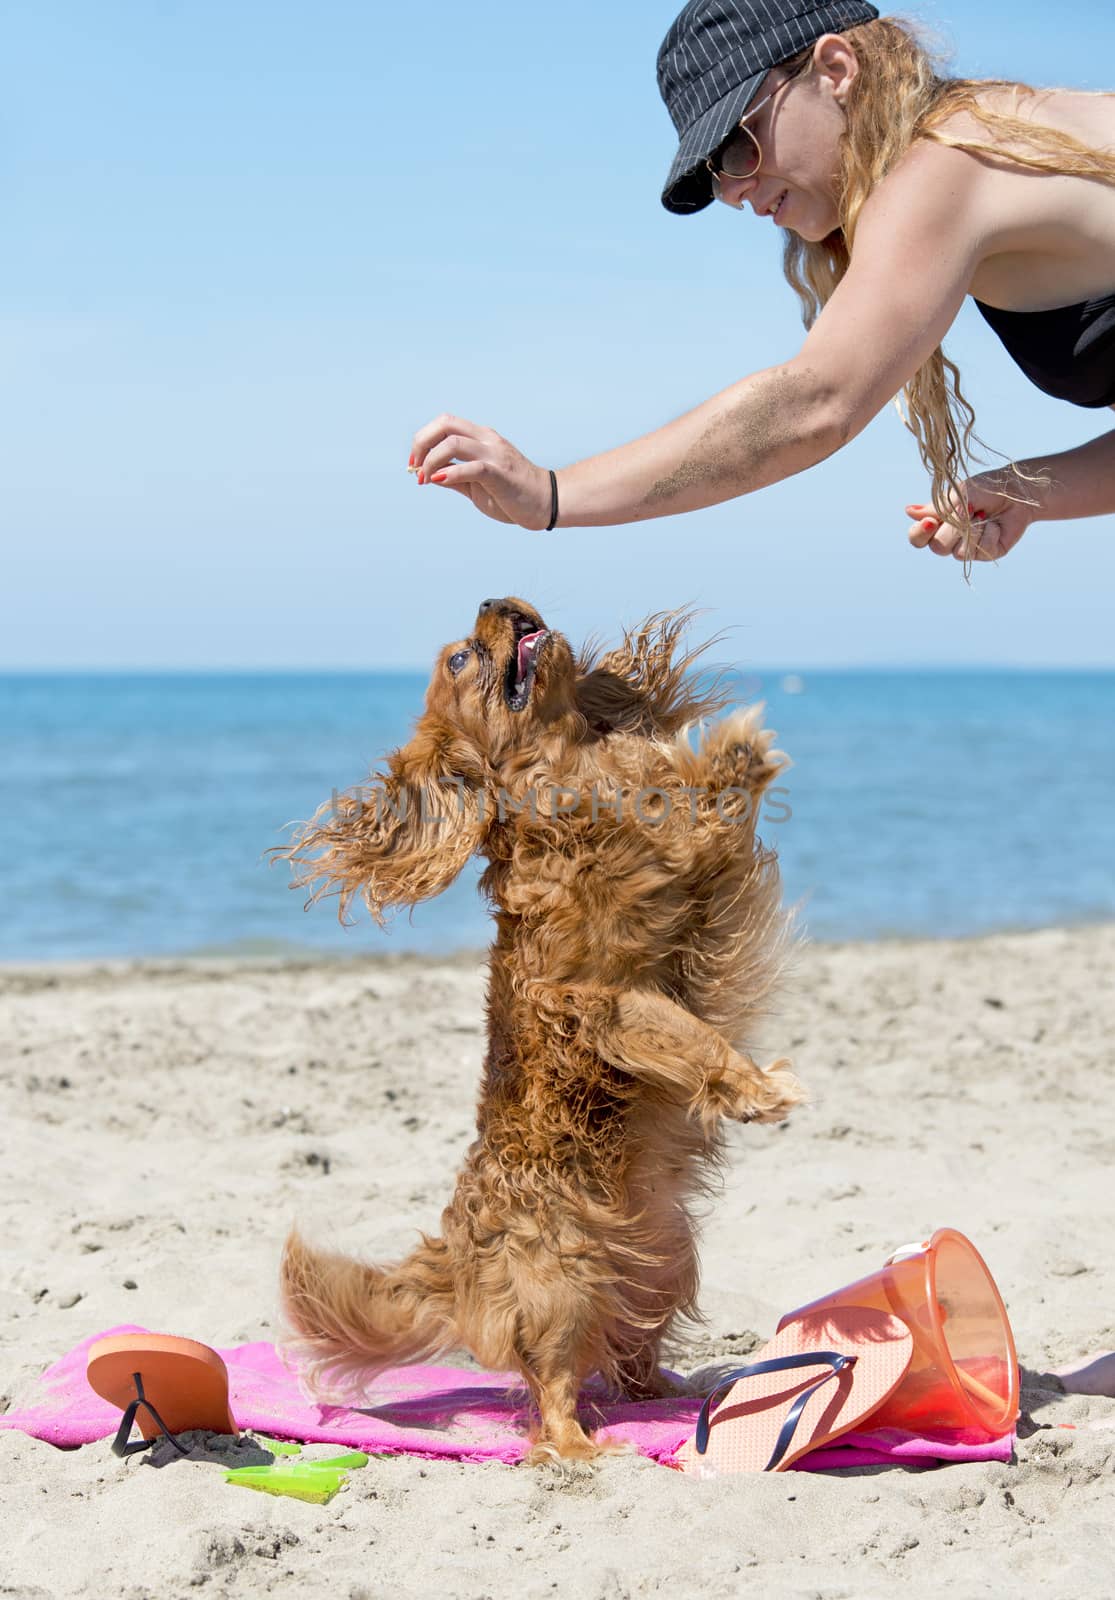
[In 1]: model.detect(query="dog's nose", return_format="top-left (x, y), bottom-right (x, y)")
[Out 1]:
top-left (478, 598), bottom-right (504, 616)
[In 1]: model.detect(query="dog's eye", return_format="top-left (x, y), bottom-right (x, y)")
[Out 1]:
top-left (448, 649), bottom-right (471, 676)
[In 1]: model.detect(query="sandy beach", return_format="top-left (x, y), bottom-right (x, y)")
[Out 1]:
top-left (2, 925), bottom-right (1113, 1598)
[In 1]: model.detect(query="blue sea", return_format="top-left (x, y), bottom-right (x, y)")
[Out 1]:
top-left (2, 671), bottom-right (1113, 963)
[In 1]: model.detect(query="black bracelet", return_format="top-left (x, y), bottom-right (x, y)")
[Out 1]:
top-left (545, 469), bottom-right (559, 532)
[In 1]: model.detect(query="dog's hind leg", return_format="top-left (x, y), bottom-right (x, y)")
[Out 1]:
top-left (522, 1361), bottom-right (600, 1465)
top-left (503, 1267), bottom-right (608, 1464)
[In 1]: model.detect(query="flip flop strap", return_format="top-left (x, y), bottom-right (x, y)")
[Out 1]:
top-left (694, 1350), bottom-right (859, 1469)
top-left (110, 1371), bottom-right (192, 1459)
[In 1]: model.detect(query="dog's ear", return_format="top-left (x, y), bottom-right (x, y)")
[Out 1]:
top-left (279, 718), bottom-right (492, 926)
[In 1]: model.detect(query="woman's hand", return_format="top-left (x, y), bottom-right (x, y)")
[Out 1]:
top-left (906, 468), bottom-right (1040, 561)
top-left (408, 414), bottom-right (553, 529)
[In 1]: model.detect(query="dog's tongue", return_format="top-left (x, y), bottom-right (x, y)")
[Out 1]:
top-left (516, 630), bottom-right (544, 682)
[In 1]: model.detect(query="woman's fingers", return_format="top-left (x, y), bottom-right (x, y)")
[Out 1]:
top-left (908, 514), bottom-right (964, 555)
top-left (428, 460), bottom-right (515, 523)
top-left (920, 514), bottom-right (1024, 561)
top-left (907, 479), bottom-right (1034, 563)
top-left (407, 414), bottom-right (552, 527)
top-left (908, 514), bottom-right (987, 558)
top-left (421, 431), bottom-right (487, 480)
top-left (907, 493), bottom-right (999, 558)
top-left (928, 522), bottom-right (964, 556)
top-left (947, 519), bottom-right (992, 559)
top-left (908, 514), bottom-right (940, 549)
top-left (409, 414), bottom-right (493, 475)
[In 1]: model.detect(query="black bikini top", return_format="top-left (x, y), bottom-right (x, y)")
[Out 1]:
top-left (973, 291), bottom-right (1115, 408)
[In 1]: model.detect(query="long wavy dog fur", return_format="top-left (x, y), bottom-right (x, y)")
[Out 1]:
top-left (277, 597), bottom-right (803, 1462)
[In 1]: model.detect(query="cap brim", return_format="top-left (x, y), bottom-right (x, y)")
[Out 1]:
top-left (661, 68), bottom-right (767, 215)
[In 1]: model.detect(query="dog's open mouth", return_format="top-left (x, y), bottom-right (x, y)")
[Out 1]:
top-left (505, 617), bottom-right (550, 712)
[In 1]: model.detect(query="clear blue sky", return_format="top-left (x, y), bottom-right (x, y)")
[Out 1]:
top-left (3, 1), bottom-right (1113, 669)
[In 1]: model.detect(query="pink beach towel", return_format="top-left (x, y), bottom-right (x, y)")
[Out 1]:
top-left (0, 1326), bottom-right (1014, 1472)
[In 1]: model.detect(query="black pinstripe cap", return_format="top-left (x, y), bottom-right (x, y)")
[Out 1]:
top-left (658, 0), bottom-right (880, 214)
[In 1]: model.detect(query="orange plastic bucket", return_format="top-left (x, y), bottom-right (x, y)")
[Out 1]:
top-left (776, 1227), bottom-right (1019, 1436)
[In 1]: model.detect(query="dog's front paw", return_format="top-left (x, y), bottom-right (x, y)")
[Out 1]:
top-left (706, 1054), bottom-right (805, 1127)
top-left (745, 1056), bottom-right (806, 1123)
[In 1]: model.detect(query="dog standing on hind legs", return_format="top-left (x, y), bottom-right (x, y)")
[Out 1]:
top-left (278, 597), bottom-right (803, 1463)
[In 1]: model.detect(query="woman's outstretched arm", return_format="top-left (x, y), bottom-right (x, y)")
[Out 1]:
top-left (410, 364), bottom-right (847, 530)
top-left (409, 141), bottom-right (982, 530)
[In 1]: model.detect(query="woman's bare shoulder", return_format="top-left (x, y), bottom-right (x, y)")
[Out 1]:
top-left (929, 83), bottom-right (1115, 155)
top-left (854, 134), bottom-right (986, 245)
top-left (855, 83), bottom-right (1115, 301)
top-left (861, 84), bottom-right (1113, 223)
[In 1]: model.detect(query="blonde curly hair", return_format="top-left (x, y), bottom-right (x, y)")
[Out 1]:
top-left (780, 17), bottom-right (1115, 557)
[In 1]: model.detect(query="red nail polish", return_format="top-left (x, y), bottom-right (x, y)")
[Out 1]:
top-left (417, 470), bottom-right (424, 485)
top-left (431, 471), bottom-right (447, 483)
top-left (922, 518), bottom-right (936, 530)
top-left (408, 452), bottom-right (415, 468)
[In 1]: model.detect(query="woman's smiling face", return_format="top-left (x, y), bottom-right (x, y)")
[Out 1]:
top-left (712, 34), bottom-right (859, 242)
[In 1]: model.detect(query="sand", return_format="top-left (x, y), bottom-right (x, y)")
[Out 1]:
top-left (2, 926), bottom-right (1113, 1599)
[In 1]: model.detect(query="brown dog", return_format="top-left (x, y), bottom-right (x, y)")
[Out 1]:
top-left (278, 598), bottom-right (802, 1462)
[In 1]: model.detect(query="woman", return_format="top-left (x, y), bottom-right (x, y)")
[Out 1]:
top-left (408, 1), bottom-right (1115, 565)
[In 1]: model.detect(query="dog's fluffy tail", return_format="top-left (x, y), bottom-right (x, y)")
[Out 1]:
top-left (279, 1228), bottom-right (456, 1396)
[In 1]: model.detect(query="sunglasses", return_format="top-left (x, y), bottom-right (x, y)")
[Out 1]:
top-left (705, 56), bottom-right (812, 205)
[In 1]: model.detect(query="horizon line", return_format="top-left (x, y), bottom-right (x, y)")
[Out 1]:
top-left (3, 662), bottom-right (1115, 677)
